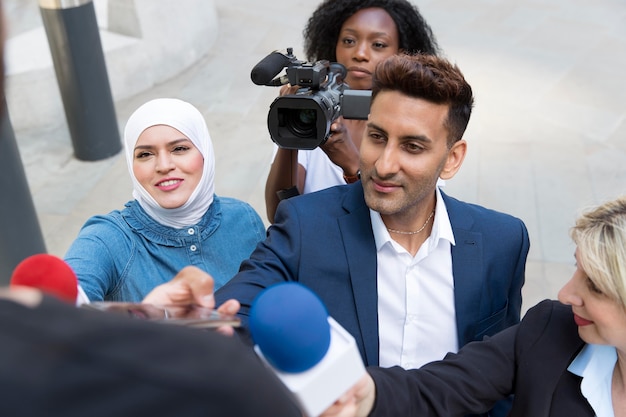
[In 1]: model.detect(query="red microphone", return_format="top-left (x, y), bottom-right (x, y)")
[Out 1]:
top-left (10, 254), bottom-right (79, 303)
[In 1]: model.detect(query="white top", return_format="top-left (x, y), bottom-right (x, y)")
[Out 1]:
top-left (568, 344), bottom-right (617, 417)
top-left (76, 284), bottom-right (90, 306)
top-left (371, 187), bottom-right (458, 369)
top-left (298, 147), bottom-right (345, 194)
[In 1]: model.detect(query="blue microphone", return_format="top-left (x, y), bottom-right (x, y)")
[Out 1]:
top-left (249, 282), bottom-right (365, 417)
top-left (249, 282), bottom-right (331, 373)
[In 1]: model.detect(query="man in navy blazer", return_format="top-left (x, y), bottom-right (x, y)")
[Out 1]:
top-left (216, 53), bottom-right (529, 416)
top-left (217, 184), bottom-right (528, 365)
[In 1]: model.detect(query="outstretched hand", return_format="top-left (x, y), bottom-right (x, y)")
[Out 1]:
top-left (142, 266), bottom-right (241, 336)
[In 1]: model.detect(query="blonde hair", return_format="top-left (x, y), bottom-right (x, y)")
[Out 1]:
top-left (570, 196), bottom-right (626, 308)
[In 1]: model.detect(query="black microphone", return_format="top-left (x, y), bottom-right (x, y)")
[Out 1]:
top-left (250, 50), bottom-right (292, 86)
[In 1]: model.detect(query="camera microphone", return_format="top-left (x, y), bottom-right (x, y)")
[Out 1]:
top-left (251, 50), bottom-right (292, 86)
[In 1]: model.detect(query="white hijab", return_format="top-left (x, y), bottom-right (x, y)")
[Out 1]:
top-left (123, 98), bottom-right (215, 229)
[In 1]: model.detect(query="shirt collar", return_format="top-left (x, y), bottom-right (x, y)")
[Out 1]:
top-left (370, 187), bottom-right (455, 252)
top-left (568, 344), bottom-right (617, 417)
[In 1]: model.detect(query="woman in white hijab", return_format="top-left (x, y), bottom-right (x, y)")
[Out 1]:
top-left (65, 98), bottom-right (266, 302)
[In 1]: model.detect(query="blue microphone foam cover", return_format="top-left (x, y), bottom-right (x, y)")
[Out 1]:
top-left (249, 282), bottom-right (331, 373)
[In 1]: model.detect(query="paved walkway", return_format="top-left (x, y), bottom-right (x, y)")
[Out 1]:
top-left (7, 0), bottom-right (626, 313)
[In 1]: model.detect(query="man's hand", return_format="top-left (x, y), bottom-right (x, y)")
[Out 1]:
top-left (142, 266), bottom-right (240, 336)
top-left (143, 266), bottom-right (215, 307)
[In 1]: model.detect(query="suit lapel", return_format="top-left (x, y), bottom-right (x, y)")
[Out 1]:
top-left (338, 185), bottom-right (380, 366)
top-left (451, 229), bottom-right (484, 345)
top-left (443, 193), bottom-right (485, 345)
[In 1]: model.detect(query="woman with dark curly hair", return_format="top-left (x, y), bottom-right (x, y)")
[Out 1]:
top-left (304, 0), bottom-right (438, 74)
top-left (265, 0), bottom-right (439, 223)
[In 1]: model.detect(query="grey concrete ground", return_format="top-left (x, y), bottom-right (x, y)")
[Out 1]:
top-left (6, 0), bottom-right (626, 313)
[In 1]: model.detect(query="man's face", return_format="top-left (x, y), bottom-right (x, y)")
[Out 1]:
top-left (360, 90), bottom-right (466, 223)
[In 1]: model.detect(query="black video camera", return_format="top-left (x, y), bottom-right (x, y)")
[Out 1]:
top-left (251, 48), bottom-right (371, 150)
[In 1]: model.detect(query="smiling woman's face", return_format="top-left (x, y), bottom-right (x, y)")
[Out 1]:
top-left (558, 248), bottom-right (626, 348)
top-left (334, 7), bottom-right (400, 91)
top-left (132, 125), bottom-right (204, 209)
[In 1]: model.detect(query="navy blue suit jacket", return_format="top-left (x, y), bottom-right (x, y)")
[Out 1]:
top-left (217, 182), bottom-right (529, 369)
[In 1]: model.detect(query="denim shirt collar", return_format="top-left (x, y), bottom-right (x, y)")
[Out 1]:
top-left (121, 196), bottom-right (222, 246)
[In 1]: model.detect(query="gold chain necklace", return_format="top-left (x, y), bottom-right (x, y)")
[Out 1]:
top-left (386, 209), bottom-right (435, 235)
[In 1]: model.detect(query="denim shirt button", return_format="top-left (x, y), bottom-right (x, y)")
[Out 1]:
top-left (190, 245), bottom-right (197, 252)
top-left (187, 228), bottom-right (195, 235)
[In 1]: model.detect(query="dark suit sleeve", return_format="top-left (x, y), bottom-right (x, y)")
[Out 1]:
top-left (215, 197), bottom-right (303, 325)
top-left (367, 300), bottom-right (561, 417)
top-left (368, 323), bottom-right (518, 417)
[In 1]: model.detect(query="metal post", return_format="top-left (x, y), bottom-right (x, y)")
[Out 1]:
top-left (39, 0), bottom-right (121, 161)
top-left (0, 102), bottom-right (47, 283)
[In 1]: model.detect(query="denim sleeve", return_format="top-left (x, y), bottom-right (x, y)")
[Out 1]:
top-left (64, 214), bottom-right (133, 302)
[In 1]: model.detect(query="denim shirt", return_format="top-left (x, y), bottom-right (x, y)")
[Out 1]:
top-left (65, 196), bottom-right (266, 302)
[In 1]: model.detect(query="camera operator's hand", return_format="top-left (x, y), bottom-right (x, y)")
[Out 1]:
top-left (279, 83), bottom-right (300, 96)
top-left (321, 117), bottom-right (363, 181)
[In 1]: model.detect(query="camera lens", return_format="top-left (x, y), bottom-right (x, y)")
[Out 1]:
top-left (284, 108), bottom-right (317, 138)
top-left (297, 109), bottom-right (316, 125)
top-left (268, 95), bottom-right (329, 149)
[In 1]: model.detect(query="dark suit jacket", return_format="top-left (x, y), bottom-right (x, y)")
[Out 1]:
top-left (368, 300), bottom-right (593, 417)
top-left (217, 183), bottom-right (529, 367)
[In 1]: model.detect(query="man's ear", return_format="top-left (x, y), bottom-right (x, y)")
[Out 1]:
top-left (440, 139), bottom-right (467, 180)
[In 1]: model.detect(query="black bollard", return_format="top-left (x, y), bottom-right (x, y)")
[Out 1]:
top-left (0, 103), bottom-right (47, 284)
top-left (39, 0), bottom-right (121, 161)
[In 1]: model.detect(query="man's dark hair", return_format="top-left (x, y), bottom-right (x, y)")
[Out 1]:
top-left (372, 53), bottom-right (474, 146)
top-left (303, 0), bottom-right (438, 63)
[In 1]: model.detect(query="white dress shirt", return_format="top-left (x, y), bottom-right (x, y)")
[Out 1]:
top-left (372, 187), bottom-right (458, 369)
